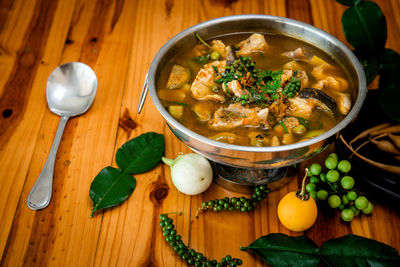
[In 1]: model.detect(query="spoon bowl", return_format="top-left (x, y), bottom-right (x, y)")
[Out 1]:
top-left (27, 62), bottom-right (97, 210)
top-left (47, 62), bottom-right (97, 116)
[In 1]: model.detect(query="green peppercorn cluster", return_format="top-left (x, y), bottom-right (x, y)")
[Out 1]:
top-left (232, 56), bottom-right (256, 72)
top-left (160, 213), bottom-right (243, 266)
top-left (197, 185), bottom-right (271, 216)
top-left (282, 76), bottom-right (301, 98)
top-left (305, 153), bottom-right (374, 222)
top-left (232, 94), bottom-right (250, 106)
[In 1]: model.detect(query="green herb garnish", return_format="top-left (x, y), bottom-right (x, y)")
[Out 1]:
top-left (193, 54), bottom-right (210, 64)
top-left (213, 56), bottom-right (288, 106)
top-left (163, 100), bottom-right (188, 106)
top-left (279, 121), bottom-right (289, 134)
top-left (295, 116), bottom-right (310, 129)
top-left (195, 32), bottom-right (212, 49)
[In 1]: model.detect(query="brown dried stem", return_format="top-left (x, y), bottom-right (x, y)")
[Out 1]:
top-left (340, 134), bottom-right (400, 175)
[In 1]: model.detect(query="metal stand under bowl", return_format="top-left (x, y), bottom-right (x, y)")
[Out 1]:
top-left (212, 162), bottom-right (293, 194)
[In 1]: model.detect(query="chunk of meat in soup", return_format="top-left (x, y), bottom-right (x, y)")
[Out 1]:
top-left (211, 40), bottom-right (227, 58)
top-left (210, 103), bottom-right (268, 130)
top-left (288, 97), bottom-right (332, 118)
top-left (310, 59), bottom-right (349, 92)
top-left (193, 101), bottom-right (213, 121)
top-left (222, 80), bottom-right (251, 99)
top-left (331, 91), bottom-right (351, 115)
top-left (283, 60), bottom-right (305, 70)
top-left (281, 48), bottom-right (305, 59)
top-left (236, 33), bottom-right (268, 56)
top-left (191, 61), bottom-right (226, 102)
top-left (312, 66), bottom-right (349, 92)
top-left (308, 59), bottom-right (351, 115)
top-left (166, 65), bottom-right (191, 89)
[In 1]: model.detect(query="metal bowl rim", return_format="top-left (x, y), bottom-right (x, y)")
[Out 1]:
top-left (147, 14), bottom-right (367, 153)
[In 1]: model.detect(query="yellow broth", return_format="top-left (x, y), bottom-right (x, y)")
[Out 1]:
top-left (157, 33), bottom-right (353, 147)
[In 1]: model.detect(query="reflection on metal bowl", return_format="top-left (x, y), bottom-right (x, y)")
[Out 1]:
top-left (142, 15), bottom-right (367, 183)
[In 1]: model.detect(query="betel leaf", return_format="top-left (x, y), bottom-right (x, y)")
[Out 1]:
top-left (240, 233), bottom-right (320, 267)
top-left (341, 1), bottom-right (387, 55)
top-left (116, 132), bottom-right (165, 174)
top-left (336, 0), bottom-right (363, 6)
top-left (89, 167), bottom-right (136, 217)
top-left (90, 132), bottom-right (165, 217)
top-left (319, 234), bottom-right (400, 267)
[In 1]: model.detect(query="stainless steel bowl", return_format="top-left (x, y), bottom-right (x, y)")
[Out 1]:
top-left (142, 15), bottom-right (367, 169)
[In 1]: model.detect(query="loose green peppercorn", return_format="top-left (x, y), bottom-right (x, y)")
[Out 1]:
top-left (160, 213), bottom-right (242, 266)
top-left (196, 185), bottom-right (270, 217)
top-left (210, 51), bottom-right (221, 60)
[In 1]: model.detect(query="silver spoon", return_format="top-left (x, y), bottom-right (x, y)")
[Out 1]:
top-left (27, 62), bottom-right (97, 210)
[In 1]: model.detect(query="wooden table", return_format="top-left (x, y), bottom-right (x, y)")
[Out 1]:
top-left (1, 0), bottom-right (400, 266)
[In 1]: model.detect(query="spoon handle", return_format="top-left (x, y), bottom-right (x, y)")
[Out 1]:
top-left (27, 116), bottom-right (69, 210)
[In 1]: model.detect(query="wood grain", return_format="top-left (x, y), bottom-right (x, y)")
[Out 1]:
top-left (0, 0), bottom-right (399, 266)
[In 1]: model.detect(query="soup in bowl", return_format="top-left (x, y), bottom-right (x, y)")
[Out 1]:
top-left (144, 15), bottom-right (366, 169)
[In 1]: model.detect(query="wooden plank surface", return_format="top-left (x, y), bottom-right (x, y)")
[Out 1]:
top-left (0, 0), bottom-right (399, 266)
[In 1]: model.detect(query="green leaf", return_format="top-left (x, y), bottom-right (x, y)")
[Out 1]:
top-left (379, 84), bottom-right (400, 122)
top-left (90, 132), bottom-right (165, 217)
top-left (240, 233), bottom-right (320, 267)
top-left (377, 49), bottom-right (400, 121)
top-left (336, 0), bottom-right (363, 6)
top-left (354, 51), bottom-right (381, 84)
top-left (116, 132), bottom-right (165, 174)
top-left (89, 167), bottom-right (136, 217)
top-left (341, 1), bottom-right (387, 54)
top-left (319, 234), bottom-right (400, 267)
top-left (379, 49), bottom-right (400, 88)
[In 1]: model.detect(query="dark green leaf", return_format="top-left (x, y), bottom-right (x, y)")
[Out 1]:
top-left (240, 233), bottom-right (320, 267)
top-left (319, 234), bottom-right (400, 267)
top-left (90, 132), bottom-right (165, 217)
top-left (89, 167), bottom-right (136, 217)
top-left (378, 84), bottom-right (400, 122)
top-left (377, 49), bottom-right (400, 121)
top-left (354, 51), bottom-right (381, 84)
top-left (379, 49), bottom-right (400, 88)
top-left (336, 0), bottom-right (363, 6)
top-left (116, 132), bottom-right (165, 174)
top-left (341, 1), bottom-right (387, 54)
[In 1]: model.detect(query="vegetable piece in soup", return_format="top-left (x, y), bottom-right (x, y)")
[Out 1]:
top-left (158, 33), bottom-right (353, 147)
